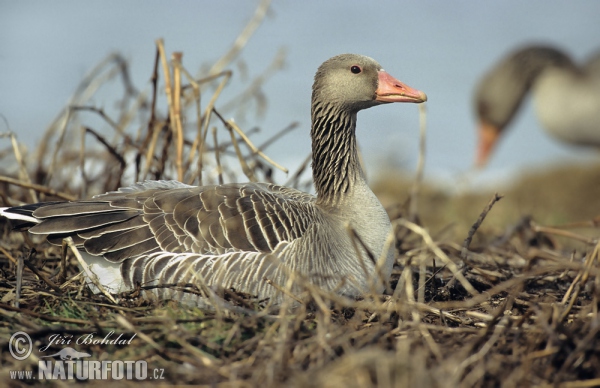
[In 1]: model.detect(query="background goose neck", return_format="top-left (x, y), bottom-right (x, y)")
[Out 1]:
top-left (476, 46), bottom-right (576, 129)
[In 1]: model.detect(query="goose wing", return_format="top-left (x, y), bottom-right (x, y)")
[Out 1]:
top-left (27, 180), bottom-right (318, 263)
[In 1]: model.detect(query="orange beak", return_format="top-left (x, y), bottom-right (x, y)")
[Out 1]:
top-left (375, 71), bottom-right (427, 103)
top-left (475, 121), bottom-right (501, 167)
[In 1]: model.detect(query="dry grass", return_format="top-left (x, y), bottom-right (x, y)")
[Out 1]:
top-left (1, 4), bottom-right (600, 386)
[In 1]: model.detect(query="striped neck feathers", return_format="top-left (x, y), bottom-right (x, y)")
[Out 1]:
top-left (311, 100), bottom-right (364, 205)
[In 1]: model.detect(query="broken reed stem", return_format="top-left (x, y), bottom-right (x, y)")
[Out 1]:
top-left (264, 277), bottom-right (304, 305)
top-left (156, 39), bottom-right (173, 118)
top-left (549, 215), bottom-right (600, 229)
top-left (227, 118), bottom-right (288, 174)
top-left (418, 259), bottom-right (426, 304)
top-left (156, 39), bottom-right (179, 178)
top-left (401, 258), bottom-right (417, 321)
top-left (138, 45), bottom-right (161, 181)
top-left (114, 314), bottom-right (164, 353)
top-left (177, 65), bottom-right (203, 184)
top-left (221, 116), bottom-right (256, 181)
top-left (143, 124), bottom-right (163, 180)
top-left (271, 279), bottom-right (300, 374)
top-left (60, 239), bottom-right (69, 282)
top-left (397, 256), bottom-right (443, 362)
top-left (377, 229), bottom-right (398, 294)
top-left (409, 103), bottom-right (427, 221)
top-left (72, 106), bottom-right (128, 138)
top-left (20, 249), bottom-right (63, 294)
top-left (0, 246), bottom-right (18, 266)
top-left (212, 107), bottom-right (288, 174)
top-left (461, 193), bottom-right (503, 261)
top-left (198, 71), bottom-right (232, 148)
top-left (533, 224), bottom-right (598, 245)
top-left (212, 127), bottom-right (224, 185)
top-left (84, 127), bottom-right (127, 190)
top-left (396, 218), bottom-right (479, 297)
top-left (64, 237), bottom-right (117, 304)
top-left (192, 71), bottom-right (232, 183)
top-left (16, 254), bottom-right (23, 308)
top-left (559, 241), bottom-right (600, 321)
top-left (0, 175), bottom-right (77, 201)
top-left (172, 52), bottom-right (185, 181)
top-left (6, 131), bottom-right (38, 203)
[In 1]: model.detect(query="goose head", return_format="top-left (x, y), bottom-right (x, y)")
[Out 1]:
top-left (310, 54), bottom-right (426, 204)
top-left (312, 54), bottom-right (426, 114)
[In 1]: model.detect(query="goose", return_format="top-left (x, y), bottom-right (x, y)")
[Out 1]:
top-left (1, 54), bottom-right (426, 307)
top-left (474, 45), bottom-right (600, 166)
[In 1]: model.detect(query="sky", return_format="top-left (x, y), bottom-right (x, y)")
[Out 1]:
top-left (2, 1), bottom-right (600, 190)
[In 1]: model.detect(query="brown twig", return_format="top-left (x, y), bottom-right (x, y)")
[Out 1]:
top-left (171, 51), bottom-right (185, 181)
top-left (408, 103), bottom-right (427, 221)
top-left (20, 249), bottom-right (63, 294)
top-left (461, 192), bottom-right (503, 260)
top-left (137, 44), bottom-right (161, 181)
top-left (212, 127), bottom-right (224, 185)
top-left (0, 175), bottom-right (77, 201)
top-left (84, 127), bottom-right (127, 191)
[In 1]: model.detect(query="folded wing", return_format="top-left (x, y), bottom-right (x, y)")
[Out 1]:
top-left (23, 180), bottom-right (318, 264)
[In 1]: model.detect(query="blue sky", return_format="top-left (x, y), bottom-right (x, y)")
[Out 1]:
top-left (2, 1), bottom-right (600, 188)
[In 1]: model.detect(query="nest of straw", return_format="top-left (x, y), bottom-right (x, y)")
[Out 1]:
top-left (1, 10), bottom-right (600, 387)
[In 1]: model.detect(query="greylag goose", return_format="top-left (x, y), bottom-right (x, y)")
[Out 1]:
top-left (1, 54), bottom-right (426, 307)
top-left (474, 45), bottom-right (600, 166)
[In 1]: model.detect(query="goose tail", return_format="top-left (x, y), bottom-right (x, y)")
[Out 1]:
top-left (0, 202), bottom-right (59, 230)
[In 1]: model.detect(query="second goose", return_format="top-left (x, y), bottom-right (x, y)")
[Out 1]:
top-left (474, 45), bottom-right (600, 166)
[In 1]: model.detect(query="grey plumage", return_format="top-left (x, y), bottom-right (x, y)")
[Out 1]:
top-left (1, 54), bottom-right (426, 307)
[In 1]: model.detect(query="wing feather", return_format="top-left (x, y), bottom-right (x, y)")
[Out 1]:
top-left (14, 180), bottom-right (319, 265)
top-left (29, 211), bottom-right (138, 234)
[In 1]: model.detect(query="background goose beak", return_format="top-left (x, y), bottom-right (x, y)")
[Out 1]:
top-left (375, 71), bottom-right (427, 103)
top-left (475, 121), bottom-right (501, 167)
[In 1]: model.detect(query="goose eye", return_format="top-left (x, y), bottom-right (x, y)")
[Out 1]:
top-left (350, 65), bottom-right (362, 74)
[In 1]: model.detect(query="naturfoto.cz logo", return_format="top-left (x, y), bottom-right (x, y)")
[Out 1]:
top-left (9, 331), bottom-right (165, 381)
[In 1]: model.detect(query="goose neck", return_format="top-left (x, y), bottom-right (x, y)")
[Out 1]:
top-left (311, 102), bottom-right (364, 205)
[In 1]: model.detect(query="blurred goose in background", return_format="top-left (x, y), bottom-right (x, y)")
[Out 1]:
top-left (0, 54), bottom-right (426, 307)
top-left (474, 45), bottom-right (600, 166)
